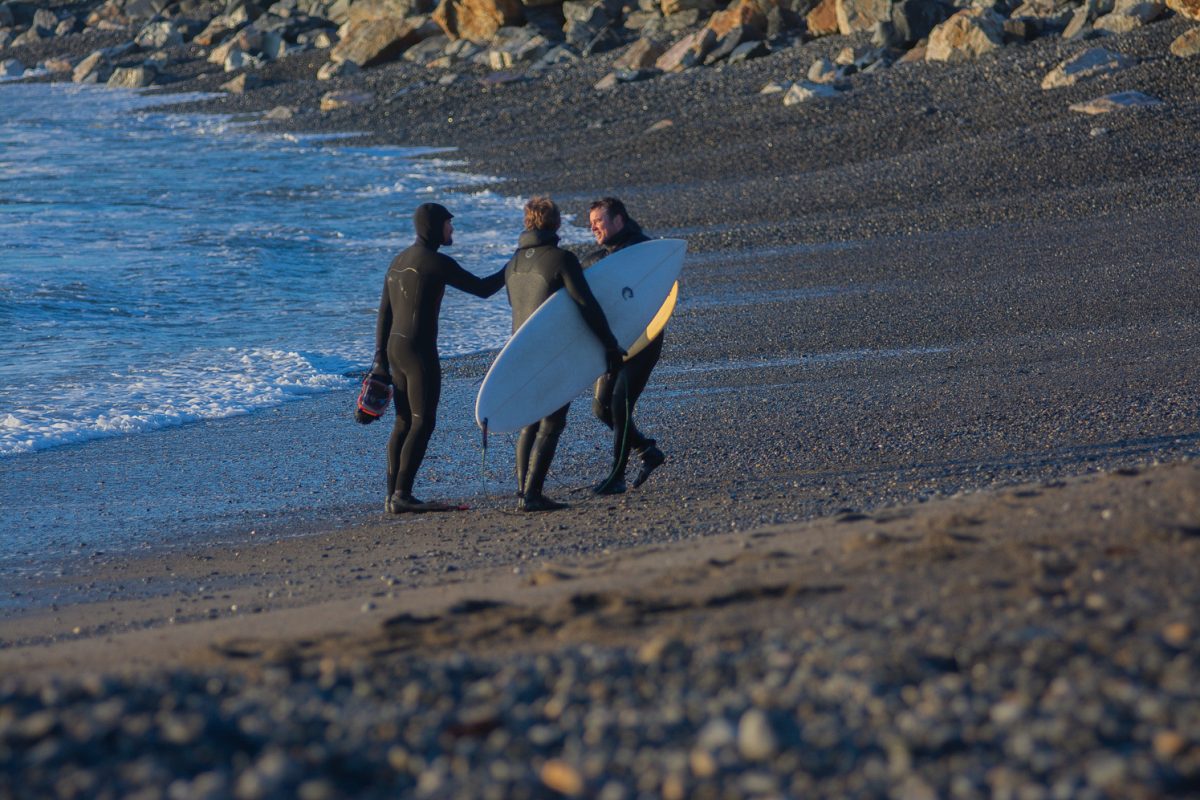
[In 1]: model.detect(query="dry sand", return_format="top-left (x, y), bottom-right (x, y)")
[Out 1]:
top-left (3, 460), bottom-right (1199, 679)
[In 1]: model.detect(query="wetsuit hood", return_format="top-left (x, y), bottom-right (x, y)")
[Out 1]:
top-left (602, 217), bottom-right (645, 252)
top-left (517, 228), bottom-right (560, 249)
top-left (414, 203), bottom-right (454, 250)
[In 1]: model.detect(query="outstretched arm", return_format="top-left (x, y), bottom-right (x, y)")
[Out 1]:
top-left (442, 256), bottom-right (507, 298)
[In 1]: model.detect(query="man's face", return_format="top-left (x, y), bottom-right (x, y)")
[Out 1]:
top-left (443, 218), bottom-right (454, 246)
top-left (589, 208), bottom-right (623, 245)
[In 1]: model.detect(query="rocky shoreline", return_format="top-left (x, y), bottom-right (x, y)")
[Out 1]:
top-left (4, 0), bottom-right (1200, 796)
top-left (1, 0), bottom-right (1198, 95)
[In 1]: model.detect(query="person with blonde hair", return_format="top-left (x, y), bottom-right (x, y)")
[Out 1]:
top-left (503, 196), bottom-right (624, 511)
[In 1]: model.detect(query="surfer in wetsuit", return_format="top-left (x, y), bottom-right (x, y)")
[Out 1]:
top-left (370, 202), bottom-right (506, 513)
top-left (586, 197), bottom-right (667, 495)
top-left (506, 196), bottom-right (625, 512)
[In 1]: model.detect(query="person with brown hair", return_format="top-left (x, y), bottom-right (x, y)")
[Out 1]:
top-left (504, 196), bottom-right (625, 511)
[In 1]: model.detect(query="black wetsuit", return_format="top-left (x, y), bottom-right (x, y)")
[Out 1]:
top-left (584, 218), bottom-right (663, 487)
top-left (505, 228), bottom-right (620, 503)
top-left (373, 204), bottom-right (505, 501)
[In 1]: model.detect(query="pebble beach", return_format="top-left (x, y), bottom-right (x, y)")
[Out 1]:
top-left (2, 0), bottom-right (1200, 795)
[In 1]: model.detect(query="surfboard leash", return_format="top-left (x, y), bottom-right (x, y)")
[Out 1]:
top-left (597, 392), bottom-right (633, 491)
top-left (479, 418), bottom-right (489, 498)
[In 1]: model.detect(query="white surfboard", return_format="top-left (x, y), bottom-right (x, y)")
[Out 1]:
top-left (476, 238), bottom-right (685, 434)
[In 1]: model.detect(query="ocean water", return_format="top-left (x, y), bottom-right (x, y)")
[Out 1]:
top-left (0, 82), bottom-right (586, 456)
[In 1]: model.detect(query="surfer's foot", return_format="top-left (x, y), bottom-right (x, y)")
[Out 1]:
top-left (592, 476), bottom-right (627, 496)
top-left (631, 445), bottom-right (665, 489)
top-left (518, 493), bottom-right (567, 512)
top-left (387, 493), bottom-right (454, 513)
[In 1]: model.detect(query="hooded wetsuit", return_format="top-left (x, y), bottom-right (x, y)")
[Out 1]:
top-left (373, 203), bottom-right (505, 501)
top-left (505, 228), bottom-right (620, 501)
top-left (584, 217), bottom-right (663, 487)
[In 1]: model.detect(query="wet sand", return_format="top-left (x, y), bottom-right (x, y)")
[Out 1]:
top-left (3, 12), bottom-right (1200, 797)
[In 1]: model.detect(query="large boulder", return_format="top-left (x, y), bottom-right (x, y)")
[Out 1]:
top-left (330, 15), bottom-right (428, 64)
top-left (122, 0), bottom-right (171, 21)
top-left (1166, 0), bottom-right (1200, 19)
top-left (805, 0), bottom-right (840, 36)
top-left (925, 7), bottom-right (1004, 62)
top-left (297, 27), bottom-right (338, 47)
top-left (886, 0), bottom-right (952, 46)
top-left (836, 0), bottom-right (890, 34)
top-left (225, 47), bottom-right (262, 70)
top-left (316, 56), bottom-right (359, 76)
top-left (403, 32), bottom-right (450, 61)
top-left (662, 0), bottom-right (715, 13)
top-left (704, 24), bottom-right (762, 62)
top-left (193, 3), bottom-right (263, 43)
top-left (433, 0), bottom-right (525, 42)
top-left (807, 55), bottom-right (841, 82)
top-left (654, 27), bottom-right (714, 68)
top-left (1170, 26), bottom-right (1200, 56)
top-left (522, 2), bottom-right (566, 38)
top-left (42, 57), bottom-right (75, 73)
top-left (528, 42), bottom-right (580, 70)
top-left (783, 80), bottom-right (842, 104)
top-left (107, 64), bottom-right (157, 87)
top-left (72, 50), bottom-right (113, 83)
top-left (658, 7), bottom-right (698, 28)
top-left (84, 0), bottom-right (120, 26)
top-left (1009, 0), bottom-right (1075, 34)
top-left (765, 3), bottom-right (803, 37)
top-left (1092, 0), bottom-right (1166, 33)
top-left (1040, 46), bottom-right (1133, 88)
top-left (220, 72), bottom-right (263, 91)
top-left (209, 27), bottom-right (263, 62)
top-left (13, 27), bottom-right (49, 46)
top-left (706, 0), bottom-right (776, 37)
top-left (613, 34), bottom-right (667, 67)
top-left (135, 20), bottom-right (184, 48)
top-left (484, 25), bottom-right (551, 66)
top-left (260, 29), bottom-right (287, 59)
top-left (1061, 4), bottom-right (1093, 39)
top-left (343, 0), bottom-right (432, 23)
top-left (32, 7), bottom-right (59, 34)
top-left (563, 0), bottom-right (622, 51)
top-left (195, 16), bottom-right (244, 45)
top-left (0, 57), bottom-right (24, 77)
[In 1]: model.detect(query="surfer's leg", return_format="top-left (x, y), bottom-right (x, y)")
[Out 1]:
top-left (385, 369), bottom-right (411, 502)
top-left (515, 424), bottom-right (536, 498)
top-left (520, 404), bottom-right (569, 511)
top-left (594, 369), bottom-right (633, 495)
top-left (625, 334), bottom-right (666, 488)
top-left (394, 351), bottom-right (441, 500)
top-left (592, 372), bottom-right (615, 430)
top-left (622, 333), bottom-right (662, 449)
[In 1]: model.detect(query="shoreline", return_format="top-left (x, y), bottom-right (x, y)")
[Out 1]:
top-left (4, 455), bottom-right (1199, 668)
top-left (4, 4), bottom-right (1200, 795)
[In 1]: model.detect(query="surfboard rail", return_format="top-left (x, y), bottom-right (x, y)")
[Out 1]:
top-left (475, 239), bottom-right (685, 433)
